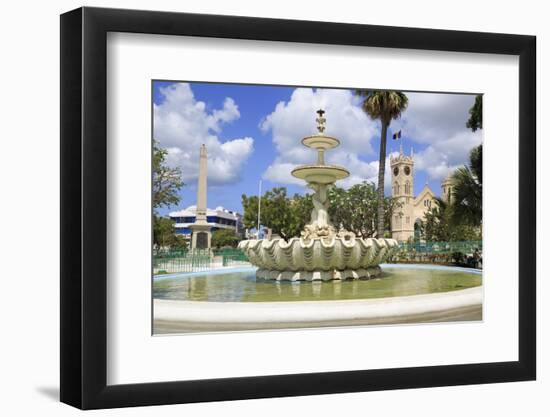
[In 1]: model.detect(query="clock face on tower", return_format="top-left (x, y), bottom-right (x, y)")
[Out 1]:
top-left (404, 166), bottom-right (411, 176)
top-left (393, 166), bottom-right (399, 176)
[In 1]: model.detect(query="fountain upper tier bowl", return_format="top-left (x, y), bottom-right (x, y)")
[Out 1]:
top-left (301, 134), bottom-right (340, 150)
top-left (291, 164), bottom-right (350, 184)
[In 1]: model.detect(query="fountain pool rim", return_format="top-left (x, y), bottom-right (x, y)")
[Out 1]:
top-left (153, 264), bottom-right (483, 333)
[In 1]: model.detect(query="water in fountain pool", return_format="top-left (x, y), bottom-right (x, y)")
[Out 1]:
top-left (153, 266), bottom-right (481, 303)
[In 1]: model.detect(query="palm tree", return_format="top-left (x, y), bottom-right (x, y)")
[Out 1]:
top-left (451, 145), bottom-right (482, 226)
top-left (356, 91), bottom-right (408, 237)
top-left (424, 195), bottom-right (481, 241)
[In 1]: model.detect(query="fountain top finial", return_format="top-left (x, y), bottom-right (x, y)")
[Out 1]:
top-left (316, 109), bottom-right (326, 134)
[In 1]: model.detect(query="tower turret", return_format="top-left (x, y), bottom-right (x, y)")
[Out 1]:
top-left (442, 174), bottom-right (454, 204)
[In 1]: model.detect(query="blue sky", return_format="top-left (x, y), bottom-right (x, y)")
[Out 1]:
top-left (153, 81), bottom-right (482, 216)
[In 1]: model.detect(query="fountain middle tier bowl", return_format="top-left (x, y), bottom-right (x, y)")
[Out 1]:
top-left (238, 236), bottom-right (399, 281)
top-left (291, 164), bottom-right (350, 184)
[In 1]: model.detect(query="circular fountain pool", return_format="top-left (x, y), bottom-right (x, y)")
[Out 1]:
top-left (153, 265), bottom-right (482, 333)
top-left (154, 265), bottom-right (481, 302)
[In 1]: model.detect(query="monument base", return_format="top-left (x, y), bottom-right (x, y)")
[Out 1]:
top-left (256, 266), bottom-right (382, 282)
top-left (190, 223), bottom-right (212, 250)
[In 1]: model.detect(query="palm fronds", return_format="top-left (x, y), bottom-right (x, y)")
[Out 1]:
top-left (355, 90), bottom-right (409, 123)
top-left (450, 145), bottom-right (482, 227)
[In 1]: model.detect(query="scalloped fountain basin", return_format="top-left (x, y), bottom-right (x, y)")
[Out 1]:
top-left (238, 236), bottom-right (399, 281)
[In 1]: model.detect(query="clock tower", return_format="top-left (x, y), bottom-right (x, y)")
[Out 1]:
top-left (390, 148), bottom-right (415, 242)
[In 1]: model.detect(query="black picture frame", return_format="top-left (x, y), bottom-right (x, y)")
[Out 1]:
top-left (60, 6), bottom-right (536, 410)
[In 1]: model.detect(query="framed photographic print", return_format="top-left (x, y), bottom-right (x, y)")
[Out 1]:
top-left (60, 6), bottom-right (536, 409)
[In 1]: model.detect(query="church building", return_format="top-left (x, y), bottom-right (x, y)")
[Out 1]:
top-left (390, 148), bottom-right (453, 242)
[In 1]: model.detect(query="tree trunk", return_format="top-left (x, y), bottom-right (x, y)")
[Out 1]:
top-left (377, 120), bottom-right (389, 238)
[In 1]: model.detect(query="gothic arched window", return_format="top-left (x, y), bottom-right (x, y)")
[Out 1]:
top-left (405, 181), bottom-right (410, 195)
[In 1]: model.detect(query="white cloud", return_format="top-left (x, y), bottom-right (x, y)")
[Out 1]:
top-left (263, 162), bottom-right (304, 186)
top-left (414, 129), bottom-right (483, 180)
top-left (260, 88), bottom-right (379, 188)
top-left (260, 88), bottom-right (481, 188)
top-left (331, 153), bottom-right (380, 189)
top-left (391, 92), bottom-right (482, 181)
top-left (154, 83), bottom-right (253, 185)
top-left (393, 92), bottom-right (477, 143)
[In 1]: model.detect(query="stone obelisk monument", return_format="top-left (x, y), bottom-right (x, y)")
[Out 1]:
top-left (190, 144), bottom-right (212, 251)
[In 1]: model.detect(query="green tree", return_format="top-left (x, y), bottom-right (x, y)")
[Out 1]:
top-left (153, 216), bottom-right (173, 250)
top-left (260, 187), bottom-right (292, 239)
top-left (466, 95), bottom-right (483, 131)
top-left (241, 189), bottom-right (291, 239)
top-left (153, 216), bottom-right (188, 253)
top-left (423, 198), bottom-right (481, 242)
top-left (241, 184), bottom-right (400, 240)
top-left (240, 194), bottom-right (261, 232)
top-left (423, 198), bottom-right (449, 241)
top-left (241, 188), bottom-right (312, 240)
top-left (328, 181), bottom-right (402, 237)
top-left (451, 145), bottom-right (482, 227)
top-left (287, 193), bottom-right (314, 238)
top-left (356, 91), bottom-right (409, 237)
top-left (211, 229), bottom-right (240, 249)
top-left (152, 141), bottom-right (185, 253)
top-left (153, 140), bottom-right (184, 212)
top-left (170, 234), bottom-right (189, 251)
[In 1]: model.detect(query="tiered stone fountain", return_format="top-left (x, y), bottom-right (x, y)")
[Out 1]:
top-left (239, 110), bottom-right (399, 281)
